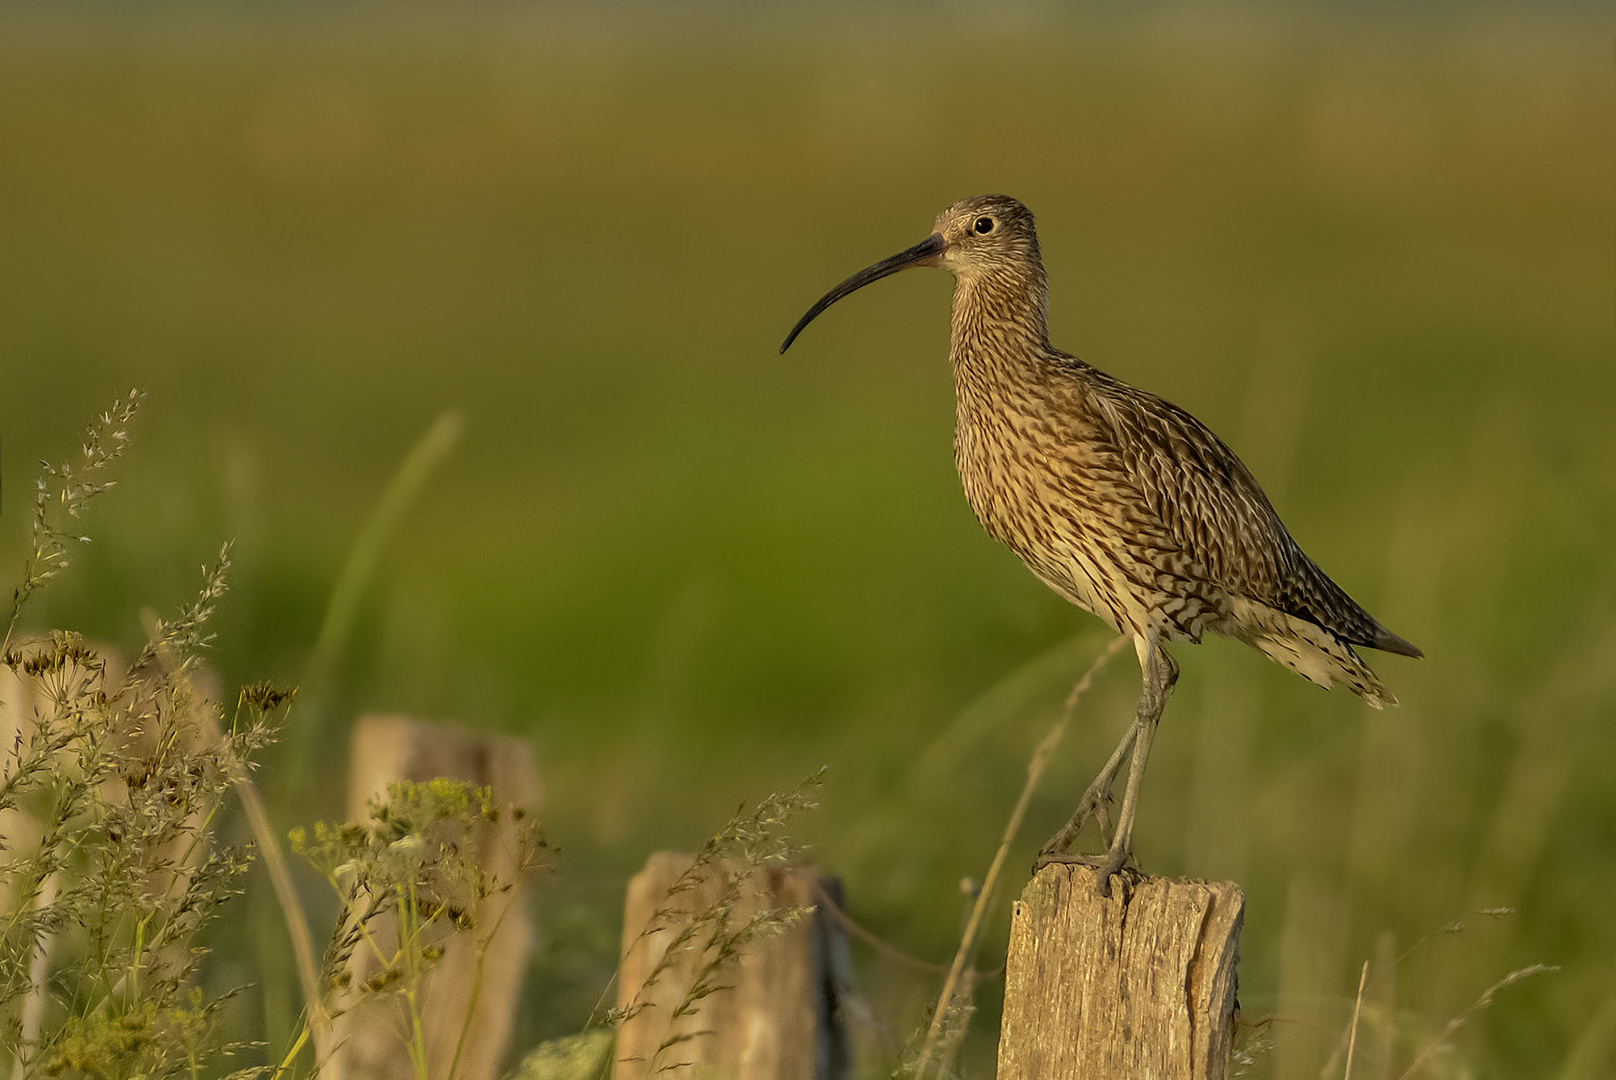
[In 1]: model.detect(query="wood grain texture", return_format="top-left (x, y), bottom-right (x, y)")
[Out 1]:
top-left (997, 864), bottom-right (1243, 1080)
top-left (614, 853), bottom-right (850, 1080)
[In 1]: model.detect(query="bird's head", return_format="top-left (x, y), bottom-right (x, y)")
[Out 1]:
top-left (932, 194), bottom-right (1042, 279)
top-left (780, 194), bottom-right (1043, 353)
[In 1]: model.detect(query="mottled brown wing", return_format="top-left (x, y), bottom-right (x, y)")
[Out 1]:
top-left (1082, 367), bottom-right (1389, 649)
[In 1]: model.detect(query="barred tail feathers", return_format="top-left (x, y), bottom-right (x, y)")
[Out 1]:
top-left (1229, 598), bottom-right (1395, 708)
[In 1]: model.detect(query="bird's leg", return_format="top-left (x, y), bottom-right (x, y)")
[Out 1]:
top-left (1035, 636), bottom-right (1178, 898)
top-left (1090, 640), bottom-right (1178, 894)
top-left (1037, 719), bottom-right (1137, 858)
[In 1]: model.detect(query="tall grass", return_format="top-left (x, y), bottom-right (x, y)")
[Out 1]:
top-left (0, 397), bottom-right (290, 1076)
top-left (0, 5), bottom-right (1610, 1077)
top-left (0, 400), bottom-right (553, 1079)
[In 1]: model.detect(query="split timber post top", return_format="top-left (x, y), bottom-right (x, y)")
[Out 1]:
top-left (997, 863), bottom-right (1244, 1080)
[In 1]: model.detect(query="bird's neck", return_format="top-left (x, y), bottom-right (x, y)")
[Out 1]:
top-left (949, 265), bottom-right (1054, 397)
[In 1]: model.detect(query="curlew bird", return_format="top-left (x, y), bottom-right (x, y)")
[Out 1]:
top-left (781, 195), bottom-right (1421, 893)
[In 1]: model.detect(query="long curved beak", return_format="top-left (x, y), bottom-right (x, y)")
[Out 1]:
top-left (779, 232), bottom-right (946, 354)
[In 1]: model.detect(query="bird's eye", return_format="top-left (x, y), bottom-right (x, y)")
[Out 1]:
top-left (974, 216), bottom-right (995, 235)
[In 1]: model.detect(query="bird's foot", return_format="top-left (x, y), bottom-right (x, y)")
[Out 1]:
top-left (1031, 851), bottom-right (1110, 870)
top-left (1091, 837), bottom-right (1136, 897)
top-left (1031, 841), bottom-right (1138, 899)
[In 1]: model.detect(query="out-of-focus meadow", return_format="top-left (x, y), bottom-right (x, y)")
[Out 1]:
top-left (2, 2), bottom-right (1612, 1075)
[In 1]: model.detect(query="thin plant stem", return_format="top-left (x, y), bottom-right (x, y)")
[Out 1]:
top-left (225, 744), bottom-right (333, 1072)
top-left (446, 943), bottom-right (487, 1080)
top-left (447, 898), bottom-right (515, 1080)
top-left (810, 879), bottom-right (985, 978)
top-left (271, 1024), bottom-right (312, 1080)
top-left (402, 878), bottom-right (431, 1080)
top-left (286, 410), bottom-right (464, 797)
top-left (1344, 961), bottom-right (1368, 1080)
top-left (10, 873), bottom-right (59, 1080)
top-left (308, 410), bottom-right (463, 683)
top-left (1397, 965), bottom-right (1557, 1080)
top-left (912, 635), bottom-right (1126, 1079)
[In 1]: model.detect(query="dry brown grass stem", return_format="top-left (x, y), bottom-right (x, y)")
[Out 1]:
top-left (810, 878), bottom-right (994, 979)
top-left (1343, 961), bottom-right (1368, 1080)
top-left (911, 635), bottom-right (1127, 1079)
top-left (222, 736), bottom-right (334, 1075)
top-left (1318, 909), bottom-right (1524, 1079)
top-left (1395, 964), bottom-right (1557, 1080)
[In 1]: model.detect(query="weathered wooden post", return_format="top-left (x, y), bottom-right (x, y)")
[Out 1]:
top-left (334, 714), bottom-right (539, 1080)
top-left (614, 852), bottom-right (851, 1080)
top-left (0, 656), bottom-right (54, 1075)
top-left (996, 864), bottom-right (1244, 1079)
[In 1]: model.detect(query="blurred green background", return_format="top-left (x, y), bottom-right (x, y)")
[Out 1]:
top-left (2, 2), bottom-right (1612, 1076)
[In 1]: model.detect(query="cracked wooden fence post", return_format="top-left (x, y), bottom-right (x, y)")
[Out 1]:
top-left (335, 714), bottom-right (539, 1080)
top-left (614, 852), bottom-right (851, 1080)
top-left (996, 864), bottom-right (1244, 1080)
